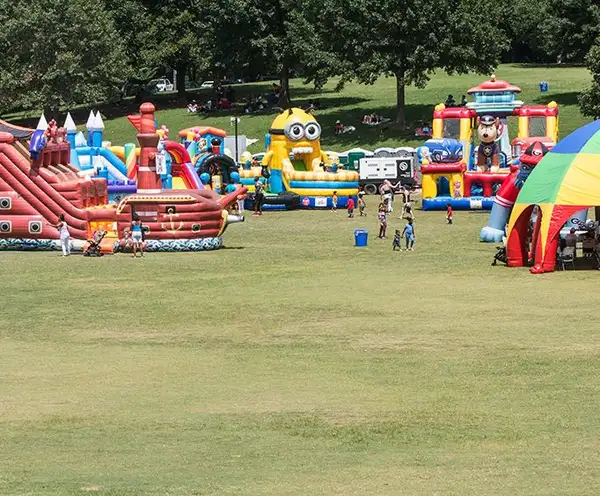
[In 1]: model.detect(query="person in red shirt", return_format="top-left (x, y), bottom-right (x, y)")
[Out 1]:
top-left (446, 203), bottom-right (453, 224)
top-left (347, 197), bottom-right (355, 218)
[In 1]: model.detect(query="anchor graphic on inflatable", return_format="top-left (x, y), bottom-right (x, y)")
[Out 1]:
top-left (161, 207), bottom-right (184, 234)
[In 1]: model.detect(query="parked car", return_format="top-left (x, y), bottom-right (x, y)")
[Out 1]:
top-left (200, 80), bottom-right (214, 88)
top-left (149, 78), bottom-right (174, 92)
top-left (257, 74), bottom-right (280, 82)
top-left (221, 78), bottom-right (244, 85)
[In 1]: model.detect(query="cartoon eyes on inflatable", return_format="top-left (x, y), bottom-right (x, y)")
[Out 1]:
top-left (304, 122), bottom-right (321, 140)
top-left (284, 122), bottom-right (305, 141)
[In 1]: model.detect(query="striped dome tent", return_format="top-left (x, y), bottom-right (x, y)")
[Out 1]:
top-left (507, 119), bottom-right (600, 273)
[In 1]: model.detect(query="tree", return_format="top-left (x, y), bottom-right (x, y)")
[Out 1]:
top-left (320, 0), bottom-right (509, 126)
top-left (579, 40), bottom-right (600, 119)
top-left (138, 0), bottom-right (204, 96)
top-left (545, 0), bottom-right (600, 63)
top-left (0, 0), bottom-right (129, 113)
top-left (196, 0), bottom-right (265, 85)
top-left (499, 0), bottom-right (553, 63)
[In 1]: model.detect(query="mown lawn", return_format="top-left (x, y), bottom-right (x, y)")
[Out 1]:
top-left (2, 203), bottom-right (600, 495)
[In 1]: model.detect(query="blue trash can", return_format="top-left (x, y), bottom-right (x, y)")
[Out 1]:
top-left (539, 81), bottom-right (549, 92)
top-left (354, 229), bottom-right (368, 247)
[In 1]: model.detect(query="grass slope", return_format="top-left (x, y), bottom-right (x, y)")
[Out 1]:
top-left (100, 64), bottom-right (589, 152)
top-left (7, 64), bottom-right (590, 154)
top-left (2, 205), bottom-right (600, 495)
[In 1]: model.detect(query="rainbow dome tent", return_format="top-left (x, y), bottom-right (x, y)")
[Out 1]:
top-left (506, 119), bottom-right (600, 273)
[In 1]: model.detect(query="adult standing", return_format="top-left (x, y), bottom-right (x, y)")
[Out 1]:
top-left (380, 179), bottom-right (393, 212)
top-left (51, 214), bottom-right (71, 257)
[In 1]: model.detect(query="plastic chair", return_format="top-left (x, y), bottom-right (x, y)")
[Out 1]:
top-left (558, 248), bottom-right (575, 271)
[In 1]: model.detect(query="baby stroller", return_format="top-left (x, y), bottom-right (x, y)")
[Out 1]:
top-left (491, 245), bottom-right (507, 266)
top-left (84, 230), bottom-right (106, 257)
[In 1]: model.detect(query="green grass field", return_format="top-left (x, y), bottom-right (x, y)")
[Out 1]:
top-left (2, 205), bottom-right (600, 495)
top-left (99, 64), bottom-right (590, 152)
top-left (7, 64), bottom-right (591, 153)
top-left (2, 65), bottom-right (600, 495)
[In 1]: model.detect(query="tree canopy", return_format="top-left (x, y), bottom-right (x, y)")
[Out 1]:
top-left (318, 0), bottom-right (508, 125)
top-left (0, 0), bottom-right (598, 121)
top-left (0, 0), bottom-right (129, 112)
top-left (579, 41), bottom-right (600, 119)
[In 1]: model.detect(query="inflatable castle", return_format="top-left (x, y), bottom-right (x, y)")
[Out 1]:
top-left (418, 76), bottom-right (559, 212)
top-left (238, 108), bottom-right (359, 209)
top-left (0, 103), bottom-right (245, 253)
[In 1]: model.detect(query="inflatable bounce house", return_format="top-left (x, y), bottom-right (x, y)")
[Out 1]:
top-left (506, 119), bottom-right (600, 274)
top-left (238, 108), bottom-right (359, 209)
top-left (0, 103), bottom-right (245, 253)
top-left (418, 76), bottom-right (559, 215)
top-left (62, 111), bottom-right (240, 203)
top-left (176, 126), bottom-right (238, 194)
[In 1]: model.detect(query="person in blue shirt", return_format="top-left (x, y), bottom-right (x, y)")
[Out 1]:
top-left (130, 215), bottom-right (144, 258)
top-left (401, 218), bottom-right (416, 251)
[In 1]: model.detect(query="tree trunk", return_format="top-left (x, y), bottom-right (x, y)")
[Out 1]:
top-left (278, 63), bottom-right (291, 108)
top-left (176, 63), bottom-right (187, 96)
top-left (395, 69), bottom-right (406, 127)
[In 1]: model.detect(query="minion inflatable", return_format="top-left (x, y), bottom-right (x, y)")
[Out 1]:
top-left (239, 108), bottom-right (359, 208)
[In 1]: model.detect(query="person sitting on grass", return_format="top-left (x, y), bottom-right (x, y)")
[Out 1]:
top-left (402, 218), bottom-right (416, 251)
top-left (378, 205), bottom-right (388, 239)
top-left (445, 94), bottom-right (456, 107)
top-left (187, 100), bottom-right (198, 113)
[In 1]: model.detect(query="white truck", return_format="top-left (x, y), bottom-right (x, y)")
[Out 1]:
top-left (359, 147), bottom-right (416, 195)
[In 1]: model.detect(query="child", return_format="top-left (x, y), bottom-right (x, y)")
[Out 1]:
top-left (254, 177), bottom-right (264, 216)
top-left (402, 201), bottom-right (414, 220)
top-left (50, 214), bottom-right (70, 256)
top-left (392, 230), bottom-right (402, 251)
top-left (347, 197), bottom-right (355, 218)
top-left (332, 191), bottom-right (338, 212)
top-left (377, 206), bottom-right (388, 239)
top-left (358, 194), bottom-right (366, 216)
top-left (402, 218), bottom-right (416, 251)
top-left (130, 215), bottom-right (144, 258)
top-left (446, 203), bottom-right (453, 224)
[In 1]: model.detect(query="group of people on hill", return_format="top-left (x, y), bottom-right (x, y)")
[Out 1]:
top-left (444, 94), bottom-right (468, 107)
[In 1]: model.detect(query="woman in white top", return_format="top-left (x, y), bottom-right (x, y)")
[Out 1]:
top-left (52, 214), bottom-right (71, 256)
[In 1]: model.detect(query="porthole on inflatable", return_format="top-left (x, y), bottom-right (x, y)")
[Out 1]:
top-left (191, 223), bottom-right (201, 232)
top-left (0, 221), bottom-right (12, 233)
top-left (0, 197), bottom-right (11, 210)
top-left (28, 221), bottom-right (42, 234)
